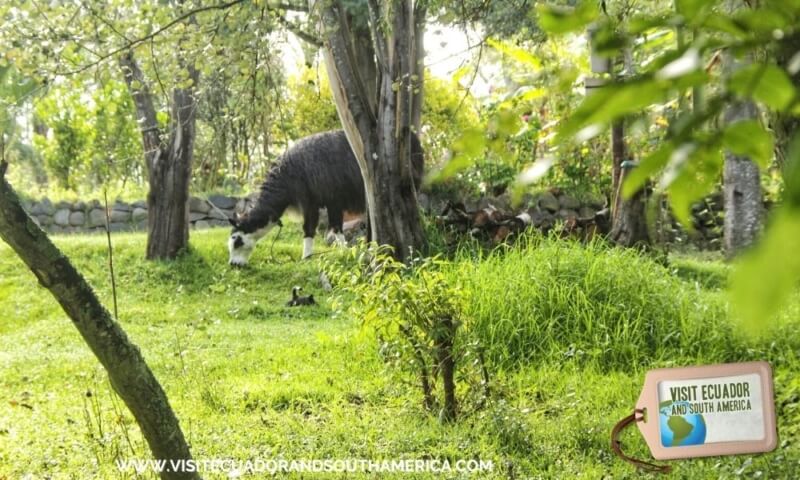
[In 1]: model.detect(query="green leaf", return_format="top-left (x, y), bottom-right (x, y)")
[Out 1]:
top-left (731, 207), bottom-right (800, 335)
top-left (676, 0), bottom-right (711, 18)
top-left (721, 120), bottom-right (773, 169)
top-left (431, 128), bottom-right (486, 181)
top-left (729, 64), bottom-right (796, 111)
top-left (622, 142), bottom-right (674, 198)
top-left (558, 78), bottom-right (666, 141)
top-left (487, 38), bottom-right (541, 69)
top-left (667, 144), bottom-right (724, 229)
top-left (537, 2), bottom-right (599, 35)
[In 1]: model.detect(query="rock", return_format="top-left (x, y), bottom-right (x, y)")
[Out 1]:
top-left (417, 192), bottom-right (431, 211)
top-left (538, 192), bottom-right (559, 213)
top-left (558, 194), bottom-right (580, 210)
top-left (40, 199), bottom-right (55, 215)
top-left (55, 200), bottom-right (72, 210)
top-left (89, 209), bottom-right (107, 227)
top-left (54, 209), bottom-right (71, 226)
top-left (495, 192), bottom-right (512, 211)
top-left (110, 209), bottom-right (130, 223)
top-left (194, 220), bottom-right (211, 230)
top-left (69, 211), bottom-right (85, 226)
top-left (36, 215), bottom-right (53, 226)
top-left (132, 200), bottom-right (147, 209)
top-left (210, 219), bottom-right (230, 228)
top-left (113, 201), bottom-right (132, 212)
top-left (189, 196), bottom-right (211, 214)
top-left (89, 199), bottom-right (102, 209)
top-left (209, 208), bottom-right (234, 221)
top-left (29, 202), bottom-right (44, 215)
top-left (235, 199), bottom-right (248, 213)
top-left (190, 212), bottom-right (208, 222)
top-left (578, 206), bottom-right (596, 220)
top-left (108, 223), bottom-right (130, 233)
top-left (208, 195), bottom-right (237, 210)
top-left (558, 209), bottom-right (578, 221)
top-left (74, 201), bottom-right (86, 211)
top-left (530, 210), bottom-right (555, 229)
top-left (135, 220), bottom-right (147, 230)
top-left (586, 195), bottom-right (606, 209)
top-left (132, 207), bottom-right (148, 222)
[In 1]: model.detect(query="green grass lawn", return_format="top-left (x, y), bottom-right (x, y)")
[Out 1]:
top-left (1, 227), bottom-right (799, 479)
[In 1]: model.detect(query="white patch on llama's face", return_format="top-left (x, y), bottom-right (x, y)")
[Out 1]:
top-left (228, 225), bottom-right (273, 266)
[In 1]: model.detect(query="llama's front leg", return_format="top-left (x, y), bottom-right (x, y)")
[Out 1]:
top-left (302, 207), bottom-right (319, 259)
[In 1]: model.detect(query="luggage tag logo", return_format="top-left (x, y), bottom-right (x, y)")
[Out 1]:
top-left (612, 361), bottom-right (778, 473)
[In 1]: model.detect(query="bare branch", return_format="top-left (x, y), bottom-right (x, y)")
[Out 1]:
top-left (276, 15), bottom-right (323, 47)
top-left (268, 2), bottom-right (309, 11)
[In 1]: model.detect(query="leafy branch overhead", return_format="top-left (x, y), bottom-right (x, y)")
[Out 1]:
top-left (539, 0), bottom-right (800, 331)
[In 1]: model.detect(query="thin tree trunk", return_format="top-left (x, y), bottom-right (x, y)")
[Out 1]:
top-left (120, 52), bottom-right (197, 260)
top-left (435, 316), bottom-right (457, 423)
top-left (0, 166), bottom-right (198, 480)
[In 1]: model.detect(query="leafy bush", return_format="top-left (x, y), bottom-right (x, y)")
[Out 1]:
top-left (324, 243), bottom-right (488, 422)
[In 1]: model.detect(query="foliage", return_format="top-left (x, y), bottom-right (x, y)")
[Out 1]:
top-left (32, 81), bottom-right (142, 192)
top-left (280, 66), bottom-right (340, 143)
top-left (323, 242), bottom-right (484, 422)
top-left (532, 0), bottom-right (800, 330)
top-left (2, 229), bottom-right (800, 478)
top-left (450, 233), bottom-right (797, 370)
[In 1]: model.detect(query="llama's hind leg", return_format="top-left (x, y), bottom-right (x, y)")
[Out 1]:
top-left (326, 208), bottom-right (346, 247)
top-left (301, 207), bottom-right (319, 259)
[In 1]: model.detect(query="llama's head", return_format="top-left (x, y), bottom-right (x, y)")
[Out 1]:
top-left (227, 214), bottom-right (281, 266)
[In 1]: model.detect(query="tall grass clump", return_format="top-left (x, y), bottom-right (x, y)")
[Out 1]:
top-left (449, 235), bottom-right (785, 371)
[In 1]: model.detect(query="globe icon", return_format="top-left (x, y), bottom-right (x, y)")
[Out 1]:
top-left (659, 401), bottom-right (707, 447)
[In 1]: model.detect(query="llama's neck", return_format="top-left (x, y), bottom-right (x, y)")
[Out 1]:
top-left (240, 173), bottom-right (293, 232)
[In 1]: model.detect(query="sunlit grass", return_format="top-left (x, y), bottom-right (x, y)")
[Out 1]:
top-left (0, 227), bottom-right (798, 478)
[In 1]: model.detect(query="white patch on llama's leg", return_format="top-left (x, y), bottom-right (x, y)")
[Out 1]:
top-left (302, 237), bottom-right (314, 259)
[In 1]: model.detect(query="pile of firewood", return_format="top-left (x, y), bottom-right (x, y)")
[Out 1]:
top-left (435, 201), bottom-right (610, 245)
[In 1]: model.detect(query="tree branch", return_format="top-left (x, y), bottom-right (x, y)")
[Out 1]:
top-left (58, 0), bottom-right (247, 76)
top-left (276, 15), bottom-right (323, 47)
top-left (268, 1), bottom-right (309, 11)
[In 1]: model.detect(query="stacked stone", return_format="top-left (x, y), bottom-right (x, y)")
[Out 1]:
top-left (21, 194), bottom-right (256, 234)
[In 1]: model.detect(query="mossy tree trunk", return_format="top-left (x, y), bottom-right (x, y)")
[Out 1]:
top-left (0, 164), bottom-right (199, 480)
top-left (315, 0), bottom-right (427, 261)
top-left (120, 51), bottom-right (198, 260)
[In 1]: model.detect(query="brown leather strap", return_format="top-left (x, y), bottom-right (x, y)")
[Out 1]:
top-left (611, 408), bottom-right (672, 474)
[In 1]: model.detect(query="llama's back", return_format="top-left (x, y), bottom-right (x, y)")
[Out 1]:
top-left (276, 130), bottom-right (425, 211)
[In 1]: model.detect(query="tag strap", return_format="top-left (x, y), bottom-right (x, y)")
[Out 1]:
top-left (611, 408), bottom-right (672, 474)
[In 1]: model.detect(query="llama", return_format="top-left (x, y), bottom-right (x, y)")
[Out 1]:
top-left (228, 130), bottom-right (424, 266)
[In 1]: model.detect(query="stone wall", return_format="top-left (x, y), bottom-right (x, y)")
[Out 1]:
top-left (21, 194), bottom-right (253, 234)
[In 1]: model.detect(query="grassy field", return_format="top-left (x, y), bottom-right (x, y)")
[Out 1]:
top-left (1, 226), bottom-right (799, 479)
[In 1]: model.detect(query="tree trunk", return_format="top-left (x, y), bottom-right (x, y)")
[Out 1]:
top-left (774, 32), bottom-right (800, 171)
top-left (120, 52), bottom-right (198, 260)
top-left (0, 167), bottom-right (198, 480)
top-left (723, 47), bottom-right (762, 257)
top-left (435, 316), bottom-right (457, 423)
top-left (723, 100), bottom-right (762, 257)
top-left (609, 165), bottom-right (651, 247)
top-left (316, 0), bottom-right (426, 261)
